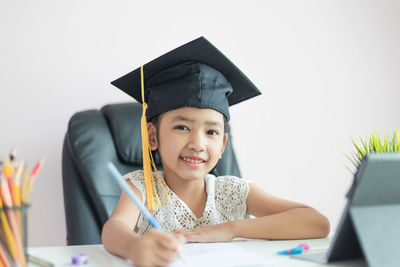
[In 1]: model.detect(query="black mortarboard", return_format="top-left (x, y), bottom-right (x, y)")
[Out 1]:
top-left (111, 36), bottom-right (261, 121)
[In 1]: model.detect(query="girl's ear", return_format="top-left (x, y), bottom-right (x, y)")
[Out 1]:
top-left (147, 123), bottom-right (158, 150)
top-left (220, 133), bottom-right (229, 156)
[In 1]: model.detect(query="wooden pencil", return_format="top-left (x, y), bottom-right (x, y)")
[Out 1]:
top-left (0, 175), bottom-right (26, 267)
top-left (0, 242), bottom-right (10, 267)
top-left (0, 198), bottom-right (20, 267)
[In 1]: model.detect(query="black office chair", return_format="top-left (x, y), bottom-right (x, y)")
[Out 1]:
top-left (62, 102), bottom-right (242, 245)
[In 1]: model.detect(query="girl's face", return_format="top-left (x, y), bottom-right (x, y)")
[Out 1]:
top-left (148, 107), bottom-right (228, 183)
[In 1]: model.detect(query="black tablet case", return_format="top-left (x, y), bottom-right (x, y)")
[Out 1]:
top-left (293, 154), bottom-right (400, 267)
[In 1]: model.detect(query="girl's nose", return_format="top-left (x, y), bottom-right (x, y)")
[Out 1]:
top-left (188, 132), bottom-right (206, 152)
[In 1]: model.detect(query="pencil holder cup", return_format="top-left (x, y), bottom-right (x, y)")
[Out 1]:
top-left (18, 205), bottom-right (29, 250)
top-left (0, 204), bottom-right (30, 266)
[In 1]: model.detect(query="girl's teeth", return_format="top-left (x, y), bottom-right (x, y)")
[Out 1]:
top-left (183, 157), bottom-right (203, 163)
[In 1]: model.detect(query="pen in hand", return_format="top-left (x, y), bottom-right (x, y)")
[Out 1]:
top-left (107, 163), bottom-right (185, 262)
top-left (107, 163), bottom-right (161, 229)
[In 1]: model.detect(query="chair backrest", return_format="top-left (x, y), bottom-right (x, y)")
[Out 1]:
top-left (62, 102), bottom-right (241, 245)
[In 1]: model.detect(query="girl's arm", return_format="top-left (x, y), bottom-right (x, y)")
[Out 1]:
top-left (102, 181), bottom-right (184, 266)
top-left (234, 183), bottom-right (330, 239)
top-left (177, 183), bottom-right (330, 242)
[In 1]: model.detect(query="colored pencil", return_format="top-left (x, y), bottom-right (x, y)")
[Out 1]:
top-left (0, 175), bottom-right (26, 267)
top-left (0, 150), bottom-right (43, 267)
top-left (0, 197), bottom-right (21, 267)
top-left (22, 157), bottom-right (44, 204)
top-left (0, 242), bottom-right (10, 267)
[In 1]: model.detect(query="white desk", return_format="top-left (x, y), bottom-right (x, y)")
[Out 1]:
top-left (27, 237), bottom-right (366, 267)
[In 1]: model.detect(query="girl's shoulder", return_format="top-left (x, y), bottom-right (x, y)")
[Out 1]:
top-left (206, 174), bottom-right (249, 195)
top-left (122, 169), bottom-right (145, 181)
top-left (122, 170), bottom-right (146, 195)
top-left (210, 174), bottom-right (248, 184)
top-left (207, 174), bottom-right (249, 216)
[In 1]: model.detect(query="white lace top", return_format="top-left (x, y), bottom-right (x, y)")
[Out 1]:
top-left (123, 170), bottom-right (249, 235)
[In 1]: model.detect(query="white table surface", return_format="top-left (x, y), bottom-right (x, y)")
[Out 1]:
top-left (27, 237), bottom-right (366, 267)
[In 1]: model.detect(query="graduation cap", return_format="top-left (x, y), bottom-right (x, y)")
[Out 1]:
top-left (111, 37), bottom-right (261, 210)
top-left (111, 36), bottom-right (261, 121)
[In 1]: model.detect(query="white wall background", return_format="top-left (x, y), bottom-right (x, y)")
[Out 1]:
top-left (1, 0), bottom-right (399, 246)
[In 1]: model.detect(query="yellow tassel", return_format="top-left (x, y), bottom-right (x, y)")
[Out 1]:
top-left (140, 66), bottom-right (168, 210)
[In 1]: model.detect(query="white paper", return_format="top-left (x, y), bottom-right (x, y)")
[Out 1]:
top-left (170, 242), bottom-right (275, 267)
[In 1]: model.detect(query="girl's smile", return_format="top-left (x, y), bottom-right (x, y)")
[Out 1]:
top-left (180, 155), bottom-right (207, 167)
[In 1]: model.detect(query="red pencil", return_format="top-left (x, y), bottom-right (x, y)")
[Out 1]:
top-left (22, 157), bottom-right (44, 204)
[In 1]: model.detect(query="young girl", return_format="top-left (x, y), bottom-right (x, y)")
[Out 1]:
top-left (102, 37), bottom-right (330, 267)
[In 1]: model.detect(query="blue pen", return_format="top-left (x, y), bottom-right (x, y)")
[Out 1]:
top-left (277, 243), bottom-right (309, 255)
top-left (107, 162), bottom-right (162, 230)
top-left (108, 163), bottom-right (186, 263)
top-left (277, 246), bottom-right (303, 255)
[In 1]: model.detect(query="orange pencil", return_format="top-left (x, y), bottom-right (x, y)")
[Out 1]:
top-left (11, 162), bottom-right (23, 233)
top-left (0, 196), bottom-right (21, 267)
top-left (0, 175), bottom-right (26, 267)
top-left (2, 157), bottom-right (14, 203)
top-left (12, 162), bottom-right (23, 205)
top-left (0, 243), bottom-right (10, 267)
top-left (5, 149), bottom-right (17, 196)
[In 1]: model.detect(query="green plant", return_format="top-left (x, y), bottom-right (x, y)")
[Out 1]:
top-left (344, 129), bottom-right (400, 168)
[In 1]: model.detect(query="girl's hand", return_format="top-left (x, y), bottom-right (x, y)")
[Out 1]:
top-left (173, 222), bottom-right (235, 243)
top-left (129, 229), bottom-right (185, 267)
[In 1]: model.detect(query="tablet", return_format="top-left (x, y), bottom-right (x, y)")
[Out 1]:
top-left (293, 154), bottom-right (400, 266)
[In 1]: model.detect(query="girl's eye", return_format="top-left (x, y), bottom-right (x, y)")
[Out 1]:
top-left (206, 130), bottom-right (219, 136)
top-left (174, 125), bottom-right (189, 131)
